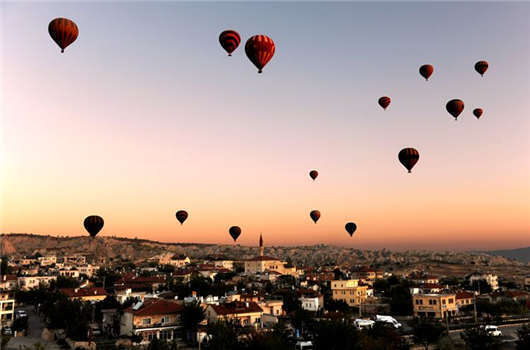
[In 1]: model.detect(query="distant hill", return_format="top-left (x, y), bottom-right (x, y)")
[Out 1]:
top-left (488, 247), bottom-right (530, 264)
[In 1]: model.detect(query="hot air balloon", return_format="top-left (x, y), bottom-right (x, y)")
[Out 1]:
top-left (378, 96), bottom-right (391, 110)
top-left (419, 64), bottom-right (434, 81)
top-left (475, 60), bottom-right (489, 77)
top-left (345, 222), bottom-right (357, 237)
top-left (176, 210), bottom-right (188, 225)
top-left (309, 170), bottom-right (318, 181)
top-left (473, 108), bottom-right (483, 119)
top-left (245, 35), bottom-right (275, 73)
top-left (219, 30), bottom-right (241, 56)
top-left (48, 18), bottom-right (78, 53)
top-left (398, 148), bottom-right (420, 173)
top-left (446, 99), bottom-right (464, 120)
top-left (310, 210), bottom-right (320, 224)
top-left (84, 215), bottom-right (104, 238)
top-left (229, 226), bottom-right (241, 242)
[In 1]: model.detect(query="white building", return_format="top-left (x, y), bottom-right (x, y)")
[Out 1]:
top-left (299, 295), bottom-right (322, 312)
top-left (38, 255), bottom-right (57, 266)
top-left (0, 290), bottom-right (15, 330)
top-left (17, 276), bottom-right (57, 290)
top-left (469, 272), bottom-right (499, 291)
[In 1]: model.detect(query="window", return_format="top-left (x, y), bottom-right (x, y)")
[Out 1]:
top-left (448, 298), bottom-right (454, 304)
top-left (442, 299), bottom-right (446, 305)
top-left (143, 318), bottom-right (151, 325)
top-left (161, 317), bottom-right (166, 324)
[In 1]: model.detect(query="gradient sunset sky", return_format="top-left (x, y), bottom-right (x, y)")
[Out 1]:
top-left (1, 1), bottom-right (529, 250)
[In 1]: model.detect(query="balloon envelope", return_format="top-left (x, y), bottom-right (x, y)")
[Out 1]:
top-left (419, 64), bottom-right (434, 80)
top-left (219, 30), bottom-right (241, 56)
top-left (378, 96), bottom-right (391, 110)
top-left (245, 35), bottom-right (275, 73)
top-left (176, 210), bottom-right (188, 225)
top-left (475, 60), bottom-right (489, 76)
top-left (398, 148), bottom-right (420, 173)
top-left (473, 108), bottom-right (483, 119)
top-left (345, 222), bottom-right (357, 237)
top-left (84, 215), bottom-right (104, 238)
top-left (309, 170), bottom-right (318, 181)
top-left (229, 226), bottom-right (241, 242)
top-left (310, 210), bottom-right (321, 224)
top-left (48, 18), bottom-right (78, 53)
top-left (446, 99), bottom-right (464, 120)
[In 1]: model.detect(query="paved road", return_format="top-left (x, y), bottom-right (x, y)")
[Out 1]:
top-left (6, 306), bottom-right (60, 350)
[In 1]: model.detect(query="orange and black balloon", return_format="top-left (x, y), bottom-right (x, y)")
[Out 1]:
top-left (473, 108), bottom-right (483, 119)
top-left (419, 64), bottom-right (434, 81)
top-left (398, 148), bottom-right (419, 173)
top-left (378, 96), bottom-right (391, 110)
top-left (475, 61), bottom-right (489, 77)
top-left (245, 35), bottom-right (275, 73)
top-left (446, 99), bottom-right (464, 120)
top-left (310, 210), bottom-right (321, 224)
top-left (48, 18), bottom-right (78, 53)
top-left (229, 226), bottom-right (241, 242)
top-left (219, 30), bottom-right (241, 56)
top-left (176, 210), bottom-right (188, 225)
top-left (309, 170), bottom-right (318, 181)
top-left (345, 222), bottom-right (357, 237)
top-left (84, 215), bottom-right (104, 238)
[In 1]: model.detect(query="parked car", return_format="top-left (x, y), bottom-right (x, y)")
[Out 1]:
top-left (1, 327), bottom-right (13, 336)
top-left (15, 310), bottom-right (27, 318)
top-left (374, 315), bottom-right (402, 329)
top-left (354, 318), bottom-right (375, 330)
top-left (295, 341), bottom-right (313, 350)
top-left (484, 325), bottom-right (502, 337)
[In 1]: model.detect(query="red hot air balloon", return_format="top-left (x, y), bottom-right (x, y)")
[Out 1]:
top-left (398, 148), bottom-right (420, 173)
top-left (229, 226), bottom-right (241, 242)
top-left (473, 108), bottom-right (483, 119)
top-left (378, 96), bottom-right (391, 110)
top-left (310, 210), bottom-right (321, 224)
top-left (219, 30), bottom-right (241, 56)
top-left (48, 18), bottom-right (79, 53)
top-left (245, 35), bottom-right (275, 73)
top-left (475, 60), bottom-right (489, 77)
top-left (446, 99), bottom-right (464, 120)
top-left (309, 170), bottom-right (318, 181)
top-left (345, 222), bottom-right (357, 237)
top-left (84, 215), bottom-right (104, 238)
top-left (419, 64), bottom-right (434, 81)
top-left (176, 210), bottom-right (188, 225)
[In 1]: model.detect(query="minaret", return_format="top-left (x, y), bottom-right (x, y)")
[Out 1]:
top-left (259, 233), bottom-right (264, 257)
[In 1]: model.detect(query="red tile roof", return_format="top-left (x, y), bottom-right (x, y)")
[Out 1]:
top-left (210, 302), bottom-right (263, 315)
top-left (124, 299), bottom-right (184, 316)
top-left (60, 287), bottom-right (107, 298)
top-left (456, 291), bottom-right (474, 300)
top-left (246, 256), bottom-right (280, 261)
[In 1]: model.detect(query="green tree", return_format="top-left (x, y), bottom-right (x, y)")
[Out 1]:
top-left (413, 321), bottom-right (445, 350)
top-left (516, 324), bottom-right (530, 350)
top-left (203, 322), bottom-right (240, 350)
top-left (182, 302), bottom-right (205, 342)
top-left (461, 327), bottom-right (501, 350)
top-left (311, 319), bottom-right (359, 350)
top-left (390, 285), bottom-right (412, 315)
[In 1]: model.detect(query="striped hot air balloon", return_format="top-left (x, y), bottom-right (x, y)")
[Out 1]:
top-left (378, 96), bottom-right (391, 110)
top-left (398, 148), bottom-right (420, 173)
top-left (245, 35), bottom-right (275, 73)
top-left (48, 18), bottom-right (78, 53)
top-left (219, 30), bottom-right (241, 56)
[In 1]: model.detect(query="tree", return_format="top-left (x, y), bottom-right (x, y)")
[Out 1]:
top-left (413, 322), bottom-right (445, 350)
top-left (461, 327), bottom-right (501, 350)
top-left (390, 285), bottom-right (412, 315)
top-left (203, 322), bottom-right (239, 350)
top-left (516, 324), bottom-right (530, 350)
top-left (182, 302), bottom-right (205, 343)
top-left (50, 276), bottom-right (81, 289)
top-left (311, 319), bottom-right (359, 350)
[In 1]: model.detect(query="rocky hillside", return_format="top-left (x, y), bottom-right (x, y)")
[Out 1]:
top-left (1, 234), bottom-right (527, 277)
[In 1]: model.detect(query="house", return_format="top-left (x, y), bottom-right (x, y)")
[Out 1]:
top-left (171, 270), bottom-right (192, 284)
top-left (0, 290), bottom-right (15, 330)
top-left (525, 275), bottom-right (530, 291)
top-left (115, 274), bottom-right (166, 293)
top-left (64, 255), bottom-right (87, 265)
top-left (0, 275), bottom-right (17, 291)
top-left (38, 255), bottom-right (57, 266)
top-left (258, 300), bottom-right (283, 316)
top-left (468, 272), bottom-right (499, 291)
top-left (60, 287), bottom-right (108, 302)
top-left (331, 280), bottom-right (368, 307)
top-left (244, 235), bottom-right (296, 276)
top-left (120, 299), bottom-right (184, 344)
top-left (17, 276), bottom-right (57, 290)
top-left (358, 267), bottom-right (384, 285)
top-left (408, 273), bottom-right (439, 285)
top-left (212, 259), bottom-right (235, 271)
top-left (299, 294), bottom-right (323, 312)
top-left (413, 293), bottom-right (457, 319)
top-left (59, 267), bottom-right (80, 278)
top-left (158, 254), bottom-right (190, 268)
top-left (116, 287), bottom-right (146, 304)
top-left (205, 302), bottom-right (263, 328)
top-left (77, 264), bottom-right (99, 277)
top-left (455, 291), bottom-right (475, 310)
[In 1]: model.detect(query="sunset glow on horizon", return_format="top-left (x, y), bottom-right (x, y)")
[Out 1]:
top-left (1, 2), bottom-right (529, 250)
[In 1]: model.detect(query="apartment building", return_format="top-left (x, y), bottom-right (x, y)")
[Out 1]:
top-left (0, 290), bottom-right (15, 330)
top-left (331, 280), bottom-right (368, 307)
top-left (413, 293), bottom-right (457, 319)
top-left (17, 276), bottom-right (57, 290)
top-left (206, 302), bottom-right (263, 328)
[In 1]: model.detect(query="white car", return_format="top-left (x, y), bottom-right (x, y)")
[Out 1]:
top-left (354, 318), bottom-right (375, 330)
top-left (295, 341), bottom-right (313, 350)
top-left (484, 325), bottom-right (502, 337)
top-left (374, 315), bottom-right (402, 329)
top-left (16, 310), bottom-right (28, 318)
